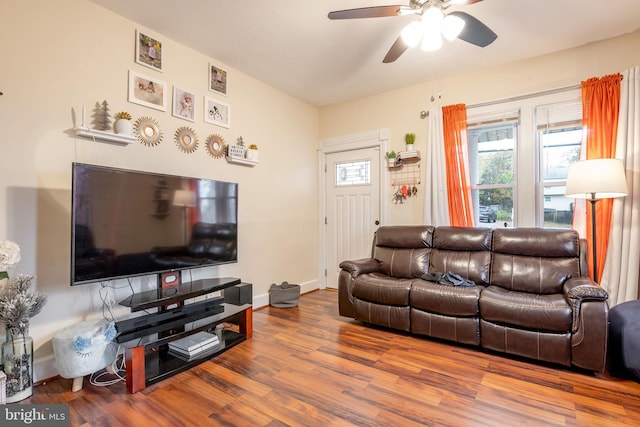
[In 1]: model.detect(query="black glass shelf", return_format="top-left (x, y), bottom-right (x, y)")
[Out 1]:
top-left (119, 277), bottom-right (241, 312)
top-left (145, 329), bottom-right (246, 387)
top-left (118, 303), bottom-right (250, 349)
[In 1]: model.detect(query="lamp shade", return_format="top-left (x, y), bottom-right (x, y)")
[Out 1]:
top-left (565, 158), bottom-right (628, 199)
top-left (173, 189), bottom-right (196, 207)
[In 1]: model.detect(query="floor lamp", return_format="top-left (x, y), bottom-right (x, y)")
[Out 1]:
top-left (565, 158), bottom-right (628, 283)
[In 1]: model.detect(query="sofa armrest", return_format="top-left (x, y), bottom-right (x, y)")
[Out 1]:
top-left (564, 277), bottom-right (608, 304)
top-left (564, 277), bottom-right (608, 331)
top-left (339, 258), bottom-right (380, 278)
top-left (563, 277), bottom-right (609, 371)
top-left (338, 258), bottom-right (380, 319)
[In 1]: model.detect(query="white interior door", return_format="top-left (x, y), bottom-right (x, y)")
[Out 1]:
top-left (325, 147), bottom-right (381, 288)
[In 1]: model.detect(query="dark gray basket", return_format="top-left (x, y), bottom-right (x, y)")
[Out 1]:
top-left (269, 282), bottom-right (300, 308)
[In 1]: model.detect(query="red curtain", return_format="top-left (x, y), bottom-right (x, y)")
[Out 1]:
top-left (442, 104), bottom-right (475, 226)
top-left (581, 73), bottom-right (621, 281)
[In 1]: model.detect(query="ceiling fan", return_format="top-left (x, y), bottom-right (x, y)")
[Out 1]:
top-left (328, 0), bottom-right (497, 63)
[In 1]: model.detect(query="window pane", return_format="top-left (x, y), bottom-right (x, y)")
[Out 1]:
top-left (468, 123), bottom-right (516, 227)
top-left (540, 126), bottom-right (580, 229)
top-left (474, 188), bottom-right (513, 228)
top-left (335, 160), bottom-right (370, 186)
top-left (541, 127), bottom-right (581, 181)
top-left (471, 125), bottom-right (515, 186)
top-left (543, 186), bottom-right (573, 228)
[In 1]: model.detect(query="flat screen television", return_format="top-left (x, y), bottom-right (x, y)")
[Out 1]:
top-left (71, 163), bottom-right (238, 285)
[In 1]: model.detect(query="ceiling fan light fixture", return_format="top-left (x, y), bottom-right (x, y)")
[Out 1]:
top-left (401, 21), bottom-right (423, 47)
top-left (421, 6), bottom-right (444, 28)
top-left (442, 14), bottom-right (465, 41)
top-left (421, 29), bottom-right (442, 51)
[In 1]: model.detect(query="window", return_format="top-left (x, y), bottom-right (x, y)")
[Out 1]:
top-left (465, 89), bottom-right (582, 228)
top-left (468, 113), bottom-right (518, 228)
top-left (335, 160), bottom-right (370, 186)
top-left (536, 101), bottom-right (582, 228)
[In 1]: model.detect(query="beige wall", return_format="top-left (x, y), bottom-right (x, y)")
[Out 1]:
top-left (319, 30), bottom-right (640, 225)
top-left (1, 0), bottom-right (319, 380)
top-left (2, 0), bottom-right (639, 383)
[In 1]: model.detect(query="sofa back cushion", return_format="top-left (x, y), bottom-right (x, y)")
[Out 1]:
top-left (430, 227), bottom-right (493, 285)
top-left (491, 228), bottom-right (581, 294)
top-left (373, 226), bottom-right (434, 279)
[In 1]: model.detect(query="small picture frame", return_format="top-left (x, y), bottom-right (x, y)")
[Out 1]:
top-left (172, 87), bottom-right (196, 122)
top-left (204, 97), bottom-right (230, 128)
top-left (128, 70), bottom-right (168, 111)
top-left (208, 64), bottom-right (227, 96)
top-left (135, 30), bottom-right (163, 72)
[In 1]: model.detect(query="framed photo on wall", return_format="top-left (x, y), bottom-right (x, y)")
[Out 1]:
top-left (172, 87), bottom-right (196, 122)
top-left (136, 30), bottom-right (163, 72)
top-left (204, 96), bottom-right (230, 128)
top-left (128, 70), bottom-right (168, 111)
top-left (208, 64), bottom-right (227, 96)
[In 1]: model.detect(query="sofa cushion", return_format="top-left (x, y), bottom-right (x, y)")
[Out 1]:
top-left (480, 286), bottom-right (572, 332)
top-left (353, 273), bottom-right (413, 306)
top-left (491, 254), bottom-right (576, 294)
top-left (434, 226), bottom-right (492, 251)
top-left (480, 320), bottom-right (572, 366)
top-left (410, 279), bottom-right (481, 317)
top-left (375, 225), bottom-right (434, 248)
top-left (373, 226), bottom-right (433, 279)
top-left (411, 309), bottom-right (480, 345)
top-left (430, 227), bottom-right (492, 285)
top-left (354, 299), bottom-right (410, 331)
top-left (375, 247), bottom-right (430, 279)
top-left (491, 228), bottom-right (580, 293)
top-left (492, 228), bottom-right (580, 258)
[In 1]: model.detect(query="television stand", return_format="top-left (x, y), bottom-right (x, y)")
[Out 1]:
top-left (117, 277), bottom-right (252, 393)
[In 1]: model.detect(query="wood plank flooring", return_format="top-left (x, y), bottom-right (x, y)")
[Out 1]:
top-left (24, 290), bottom-right (640, 426)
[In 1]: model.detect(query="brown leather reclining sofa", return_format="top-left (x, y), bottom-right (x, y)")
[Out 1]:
top-left (338, 226), bottom-right (609, 372)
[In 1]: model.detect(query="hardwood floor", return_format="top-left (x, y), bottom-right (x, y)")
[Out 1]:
top-left (25, 290), bottom-right (640, 426)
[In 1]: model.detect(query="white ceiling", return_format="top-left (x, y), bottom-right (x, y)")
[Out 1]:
top-left (90, 0), bottom-right (640, 107)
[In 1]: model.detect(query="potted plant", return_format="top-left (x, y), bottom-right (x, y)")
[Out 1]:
top-left (245, 144), bottom-right (258, 161)
top-left (405, 133), bottom-right (416, 151)
top-left (385, 150), bottom-right (397, 167)
top-left (114, 111), bottom-right (133, 135)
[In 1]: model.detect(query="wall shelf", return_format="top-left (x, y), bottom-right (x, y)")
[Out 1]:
top-left (226, 156), bottom-right (258, 167)
top-left (74, 126), bottom-right (135, 145)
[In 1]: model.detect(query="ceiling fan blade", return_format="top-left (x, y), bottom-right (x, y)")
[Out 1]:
top-left (383, 36), bottom-right (410, 63)
top-left (449, 11), bottom-right (497, 47)
top-left (328, 6), bottom-right (412, 20)
top-left (451, 0), bottom-right (484, 5)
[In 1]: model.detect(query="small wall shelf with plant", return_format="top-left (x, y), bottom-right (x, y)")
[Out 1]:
top-left (385, 150), bottom-right (399, 168)
top-left (405, 133), bottom-right (416, 151)
top-left (73, 104), bottom-right (135, 145)
top-left (226, 138), bottom-right (259, 166)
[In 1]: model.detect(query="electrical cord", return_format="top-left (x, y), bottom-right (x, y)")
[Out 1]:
top-left (88, 344), bottom-right (127, 387)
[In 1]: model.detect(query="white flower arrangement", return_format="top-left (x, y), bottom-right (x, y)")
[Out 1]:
top-left (0, 274), bottom-right (46, 337)
top-left (0, 240), bottom-right (21, 280)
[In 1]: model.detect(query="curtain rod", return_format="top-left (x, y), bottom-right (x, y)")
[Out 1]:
top-left (420, 83), bottom-right (581, 119)
top-left (420, 75), bottom-right (624, 119)
top-left (466, 83), bottom-right (581, 110)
